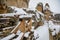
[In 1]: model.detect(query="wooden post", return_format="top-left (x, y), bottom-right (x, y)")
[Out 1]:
top-left (11, 19), bottom-right (26, 34)
top-left (19, 19), bottom-right (26, 33)
top-left (28, 19), bottom-right (32, 31)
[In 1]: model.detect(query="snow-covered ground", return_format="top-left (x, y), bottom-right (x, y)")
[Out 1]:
top-left (34, 20), bottom-right (60, 40)
top-left (34, 25), bottom-right (49, 40)
top-left (48, 20), bottom-right (60, 36)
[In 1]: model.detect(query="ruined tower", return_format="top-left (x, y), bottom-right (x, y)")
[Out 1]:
top-left (36, 2), bottom-right (43, 12)
top-left (6, 0), bottom-right (29, 8)
top-left (45, 3), bottom-right (50, 10)
top-left (44, 3), bottom-right (52, 21)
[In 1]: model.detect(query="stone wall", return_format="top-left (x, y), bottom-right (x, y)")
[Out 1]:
top-left (6, 0), bottom-right (29, 8)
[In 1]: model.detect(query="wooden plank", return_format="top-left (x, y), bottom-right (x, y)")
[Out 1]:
top-left (49, 30), bottom-right (54, 40)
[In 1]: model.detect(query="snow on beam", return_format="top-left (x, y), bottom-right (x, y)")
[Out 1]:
top-left (3, 26), bottom-right (15, 30)
top-left (24, 32), bottom-right (30, 38)
top-left (13, 32), bottom-right (24, 40)
top-left (19, 14), bottom-right (35, 18)
top-left (1, 33), bottom-right (15, 40)
top-left (36, 10), bottom-right (44, 16)
top-left (9, 6), bottom-right (27, 14)
top-left (0, 13), bottom-right (26, 17)
top-left (0, 18), bottom-right (10, 19)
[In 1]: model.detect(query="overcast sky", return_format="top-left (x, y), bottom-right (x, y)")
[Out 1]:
top-left (29, 0), bottom-right (60, 13)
